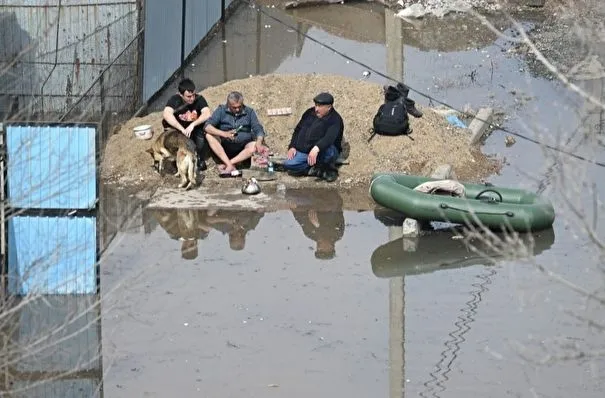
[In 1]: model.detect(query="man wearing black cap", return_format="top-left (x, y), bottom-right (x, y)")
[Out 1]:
top-left (281, 92), bottom-right (344, 182)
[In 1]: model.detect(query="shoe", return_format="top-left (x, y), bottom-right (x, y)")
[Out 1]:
top-left (307, 166), bottom-right (322, 177)
top-left (287, 169), bottom-right (308, 177)
top-left (396, 83), bottom-right (410, 98)
top-left (321, 169), bottom-right (338, 183)
top-left (405, 98), bottom-right (423, 118)
top-left (407, 106), bottom-right (423, 118)
top-left (197, 159), bottom-right (207, 172)
top-left (273, 163), bottom-right (286, 172)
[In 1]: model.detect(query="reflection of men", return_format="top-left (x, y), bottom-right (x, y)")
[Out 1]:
top-left (151, 209), bottom-right (212, 260)
top-left (287, 189), bottom-right (345, 259)
top-left (205, 210), bottom-right (264, 251)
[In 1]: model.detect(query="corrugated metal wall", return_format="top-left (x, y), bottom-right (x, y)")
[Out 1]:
top-left (5, 125), bottom-right (97, 209)
top-left (8, 215), bottom-right (97, 295)
top-left (0, 0), bottom-right (139, 116)
top-left (4, 124), bottom-right (98, 295)
top-left (142, 0), bottom-right (238, 101)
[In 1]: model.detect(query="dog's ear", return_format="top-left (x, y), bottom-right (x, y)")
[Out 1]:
top-left (145, 147), bottom-right (154, 155)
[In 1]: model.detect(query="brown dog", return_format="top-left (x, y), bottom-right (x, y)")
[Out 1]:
top-left (176, 146), bottom-right (197, 190)
top-left (146, 128), bottom-right (198, 189)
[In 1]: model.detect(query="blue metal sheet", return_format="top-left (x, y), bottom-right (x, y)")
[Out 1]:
top-left (6, 124), bottom-right (96, 209)
top-left (184, 0), bottom-right (222, 57)
top-left (143, 0), bottom-right (227, 101)
top-left (143, 0), bottom-right (184, 100)
top-left (8, 216), bottom-right (97, 295)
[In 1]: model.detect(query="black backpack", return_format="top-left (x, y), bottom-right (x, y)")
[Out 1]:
top-left (372, 100), bottom-right (410, 136)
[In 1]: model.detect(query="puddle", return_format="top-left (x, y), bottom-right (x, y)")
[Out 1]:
top-left (96, 3), bottom-right (605, 397)
top-left (99, 205), bottom-right (605, 397)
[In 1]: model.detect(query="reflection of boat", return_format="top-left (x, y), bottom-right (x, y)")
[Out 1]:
top-left (370, 173), bottom-right (556, 232)
top-left (371, 227), bottom-right (556, 278)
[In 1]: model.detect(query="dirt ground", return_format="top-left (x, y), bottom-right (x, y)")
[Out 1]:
top-left (101, 73), bottom-right (501, 191)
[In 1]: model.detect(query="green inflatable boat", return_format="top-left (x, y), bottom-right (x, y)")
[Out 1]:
top-left (369, 173), bottom-right (555, 232)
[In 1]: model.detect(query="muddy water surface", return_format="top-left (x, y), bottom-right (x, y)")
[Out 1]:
top-left (100, 2), bottom-right (605, 397)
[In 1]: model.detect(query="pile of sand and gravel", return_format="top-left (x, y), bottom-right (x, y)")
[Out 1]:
top-left (101, 73), bottom-right (501, 190)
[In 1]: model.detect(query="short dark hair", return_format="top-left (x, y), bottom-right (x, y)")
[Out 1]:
top-left (178, 78), bottom-right (196, 95)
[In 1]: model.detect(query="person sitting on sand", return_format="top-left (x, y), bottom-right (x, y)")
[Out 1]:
top-left (279, 92), bottom-right (343, 183)
top-left (203, 91), bottom-right (269, 177)
top-left (162, 78), bottom-right (212, 171)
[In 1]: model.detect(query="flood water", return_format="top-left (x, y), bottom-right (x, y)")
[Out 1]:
top-left (95, 2), bottom-right (605, 397)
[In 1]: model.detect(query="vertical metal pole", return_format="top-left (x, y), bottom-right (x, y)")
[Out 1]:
top-left (222, 25), bottom-right (228, 83)
top-left (256, 6), bottom-right (262, 75)
top-left (135, 0), bottom-right (145, 108)
top-left (180, 0), bottom-right (187, 77)
top-left (221, 0), bottom-right (226, 22)
top-left (0, 124), bottom-right (6, 301)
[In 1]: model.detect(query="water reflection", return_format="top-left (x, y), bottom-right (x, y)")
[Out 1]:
top-left (371, 228), bottom-right (556, 278)
top-left (148, 208), bottom-right (265, 257)
top-left (0, 296), bottom-right (102, 397)
top-left (373, 225), bottom-right (555, 398)
top-left (286, 189), bottom-right (345, 260)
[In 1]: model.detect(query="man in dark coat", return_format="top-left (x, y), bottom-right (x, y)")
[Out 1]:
top-left (281, 92), bottom-right (344, 183)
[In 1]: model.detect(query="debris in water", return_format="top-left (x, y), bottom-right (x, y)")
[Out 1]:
top-left (505, 135), bottom-right (516, 146)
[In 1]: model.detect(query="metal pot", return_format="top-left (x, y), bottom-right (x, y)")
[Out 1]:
top-left (242, 177), bottom-right (261, 195)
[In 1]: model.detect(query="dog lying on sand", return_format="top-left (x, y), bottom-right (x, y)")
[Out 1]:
top-left (145, 128), bottom-right (198, 190)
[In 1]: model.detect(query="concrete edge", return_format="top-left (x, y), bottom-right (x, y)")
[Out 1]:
top-left (468, 107), bottom-right (494, 145)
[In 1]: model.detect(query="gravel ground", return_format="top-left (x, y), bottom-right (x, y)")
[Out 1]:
top-left (101, 74), bottom-right (500, 191)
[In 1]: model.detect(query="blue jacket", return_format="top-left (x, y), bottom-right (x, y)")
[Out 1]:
top-left (204, 104), bottom-right (266, 139)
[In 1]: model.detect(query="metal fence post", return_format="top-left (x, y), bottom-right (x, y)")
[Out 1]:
top-left (180, 0), bottom-right (187, 77)
top-left (221, 0), bottom-right (226, 22)
top-left (0, 123), bottom-right (5, 301)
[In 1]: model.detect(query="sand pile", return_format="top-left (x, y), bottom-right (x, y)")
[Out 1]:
top-left (101, 73), bottom-right (500, 189)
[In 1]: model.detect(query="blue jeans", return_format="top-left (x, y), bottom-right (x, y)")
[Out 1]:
top-left (283, 145), bottom-right (339, 173)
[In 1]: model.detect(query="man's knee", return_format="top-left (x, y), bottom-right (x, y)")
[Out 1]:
top-left (243, 141), bottom-right (256, 154)
top-left (205, 133), bottom-right (219, 144)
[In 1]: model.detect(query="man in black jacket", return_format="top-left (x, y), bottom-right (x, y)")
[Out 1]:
top-left (282, 92), bottom-right (343, 182)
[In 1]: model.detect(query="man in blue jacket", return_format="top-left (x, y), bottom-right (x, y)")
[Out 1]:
top-left (282, 92), bottom-right (343, 183)
top-left (204, 91), bottom-right (268, 177)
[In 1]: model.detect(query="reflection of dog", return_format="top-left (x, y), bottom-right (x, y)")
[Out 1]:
top-left (176, 147), bottom-right (197, 190)
top-left (145, 128), bottom-right (197, 175)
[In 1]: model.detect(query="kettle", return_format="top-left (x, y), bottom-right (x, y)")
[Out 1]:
top-left (242, 177), bottom-right (261, 195)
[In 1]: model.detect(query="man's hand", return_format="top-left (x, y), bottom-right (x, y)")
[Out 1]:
top-left (223, 130), bottom-right (237, 141)
top-left (287, 147), bottom-right (297, 160)
top-left (183, 124), bottom-right (195, 138)
top-left (307, 146), bottom-right (319, 166)
top-left (255, 142), bottom-right (268, 155)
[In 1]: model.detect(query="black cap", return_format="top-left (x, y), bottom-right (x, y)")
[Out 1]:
top-left (313, 92), bottom-right (334, 105)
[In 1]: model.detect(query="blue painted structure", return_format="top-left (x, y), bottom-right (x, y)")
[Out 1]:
top-left (8, 216), bottom-right (97, 295)
top-left (4, 124), bottom-right (98, 295)
top-left (6, 124), bottom-right (97, 210)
